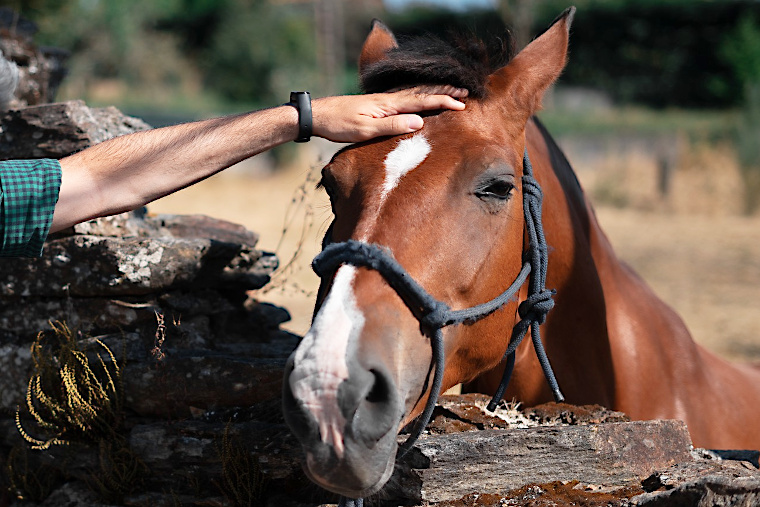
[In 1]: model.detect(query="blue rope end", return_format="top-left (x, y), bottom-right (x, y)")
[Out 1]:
top-left (486, 400), bottom-right (499, 412)
top-left (553, 389), bottom-right (565, 403)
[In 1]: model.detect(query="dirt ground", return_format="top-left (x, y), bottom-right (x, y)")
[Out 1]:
top-left (149, 146), bottom-right (760, 364)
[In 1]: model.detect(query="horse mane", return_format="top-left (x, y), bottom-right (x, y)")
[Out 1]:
top-left (360, 31), bottom-right (515, 99)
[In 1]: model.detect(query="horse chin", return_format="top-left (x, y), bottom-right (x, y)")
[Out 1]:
top-left (300, 430), bottom-right (398, 498)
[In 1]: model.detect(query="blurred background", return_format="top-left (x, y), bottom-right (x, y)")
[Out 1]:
top-left (2, 0), bottom-right (759, 362)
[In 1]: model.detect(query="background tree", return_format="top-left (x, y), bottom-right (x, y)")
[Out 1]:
top-left (722, 14), bottom-right (760, 213)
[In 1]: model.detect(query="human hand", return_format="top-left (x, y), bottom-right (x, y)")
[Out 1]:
top-left (311, 85), bottom-right (468, 143)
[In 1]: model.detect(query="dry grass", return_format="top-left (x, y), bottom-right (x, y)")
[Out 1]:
top-left (16, 322), bottom-right (123, 450)
top-left (148, 141), bottom-right (760, 363)
top-left (594, 207), bottom-right (760, 362)
top-left (213, 423), bottom-right (268, 506)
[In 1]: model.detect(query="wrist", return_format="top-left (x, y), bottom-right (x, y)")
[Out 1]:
top-left (310, 97), bottom-right (326, 139)
top-left (278, 103), bottom-right (300, 140)
top-left (310, 96), bottom-right (351, 143)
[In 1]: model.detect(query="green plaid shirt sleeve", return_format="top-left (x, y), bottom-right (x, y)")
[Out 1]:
top-left (0, 159), bottom-right (62, 257)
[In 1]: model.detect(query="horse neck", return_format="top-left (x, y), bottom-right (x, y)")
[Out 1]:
top-left (527, 119), bottom-right (748, 405)
top-left (524, 121), bottom-right (760, 449)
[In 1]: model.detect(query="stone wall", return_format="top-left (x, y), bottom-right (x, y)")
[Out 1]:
top-left (0, 210), bottom-right (303, 506)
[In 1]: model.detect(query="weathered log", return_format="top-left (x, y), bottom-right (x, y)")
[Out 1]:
top-left (385, 419), bottom-right (693, 505)
top-left (633, 459), bottom-right (760, 506)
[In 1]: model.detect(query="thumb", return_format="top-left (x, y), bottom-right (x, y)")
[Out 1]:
top-left (375, 114), bottom-right (424, 137)
top-left (403, 115), bottom-right (424, 131)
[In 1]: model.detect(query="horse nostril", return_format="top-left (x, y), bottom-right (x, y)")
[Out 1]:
top-left (348, 365), bottom-right (401, 446)
top-left (366, 369), bottom-right (390, 404)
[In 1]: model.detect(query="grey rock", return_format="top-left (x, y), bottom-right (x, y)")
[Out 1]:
top-left (71, 212), bottom-right (260, 246)
top-left (0, 297), bottom-right (156, 342)
top-left (0, 234), bottom-right (269, 298)
top-left (0, 100), bottom-right (150, 160)
top-left (127, 415), bottom-right (314, 503)
top-left (0, 341), bottom-right (32, 408)
top-left (707, 449), bottom-right (760, 468)
top-left (123, 354), bottom-right (287, 418)
top-left (37, 481), bottom-right (109, 507)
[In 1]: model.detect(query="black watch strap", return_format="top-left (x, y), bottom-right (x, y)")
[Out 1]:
top-left (287, 91), bottom-right (312, 143)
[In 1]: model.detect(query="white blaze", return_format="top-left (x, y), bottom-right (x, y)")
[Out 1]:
top-left (288, 134), bottom-right (431, 458)
top-left (289, 266), bottom-right (364, 457)
top-left (379, 135), bottom-right (431, 204)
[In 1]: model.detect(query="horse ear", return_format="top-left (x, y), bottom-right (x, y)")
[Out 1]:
top-left (359, 19), bottom-right (398, 76)
top-left (490, 7), bottom-right (575, 119)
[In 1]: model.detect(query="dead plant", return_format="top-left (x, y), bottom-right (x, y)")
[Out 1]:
top-left (15, 321), bottom-right (123, 449)
top-left (213, 423), bottom-right (267, 507)
top-left (86, 437), bottom-right (148, 504)
top-left (4, 444), bottom-right (62, 502)
top-left (259, 163), bottom-right (322, 297)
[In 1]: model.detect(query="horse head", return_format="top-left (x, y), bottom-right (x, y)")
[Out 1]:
top-left (283, 9), bottom-right (574, 498)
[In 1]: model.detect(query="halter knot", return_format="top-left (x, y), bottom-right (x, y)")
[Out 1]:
top-left (420, 302), bottom-right (451, 331)
top-left (521, 174), bottom-right (543, 200)
top-left (518, 289), bottom-right (556, 324)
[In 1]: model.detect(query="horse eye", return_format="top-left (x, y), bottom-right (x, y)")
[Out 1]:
top-left (477, 180), bottom-right (514, 200)
top-left (318, 178), bottom-right (336, 200)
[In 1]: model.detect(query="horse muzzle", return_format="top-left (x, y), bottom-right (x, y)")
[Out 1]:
top-left (282, 352), bottom-right (404, 497)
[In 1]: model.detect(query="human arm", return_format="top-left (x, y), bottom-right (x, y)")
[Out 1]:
top-left (51, 85), bottom-right (467, 232)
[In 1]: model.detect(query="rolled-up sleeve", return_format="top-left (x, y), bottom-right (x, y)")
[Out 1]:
top-left (0, 159), bottom-right (62, 257)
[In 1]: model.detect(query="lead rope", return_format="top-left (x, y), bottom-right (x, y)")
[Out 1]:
top-left (319, 149), bottom-right (563, 507)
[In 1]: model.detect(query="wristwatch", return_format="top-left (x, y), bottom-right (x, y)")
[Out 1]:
top-left (286, 91), bottom-right (312, 143)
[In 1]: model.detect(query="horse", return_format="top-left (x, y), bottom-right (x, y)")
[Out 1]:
top-left (282, 7), bottom-right (760, 499)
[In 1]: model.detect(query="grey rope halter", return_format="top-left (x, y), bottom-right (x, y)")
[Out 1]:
top-left (316, 149), bottom-right (564, 507)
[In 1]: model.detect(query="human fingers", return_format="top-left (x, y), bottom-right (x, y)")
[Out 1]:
top-left (384, 86), bottom-right (468, 113)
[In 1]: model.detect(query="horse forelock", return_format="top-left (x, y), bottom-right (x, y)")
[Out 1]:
top-left (360, 32), bottom-right (515, 98)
